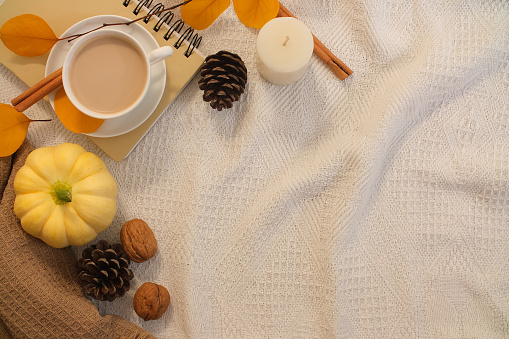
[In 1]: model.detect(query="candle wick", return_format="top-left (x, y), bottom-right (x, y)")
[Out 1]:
top-left (282, 36), bottom-right (290, 46)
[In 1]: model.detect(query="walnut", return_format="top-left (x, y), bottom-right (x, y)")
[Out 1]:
top-left (120, 218), bottom-right (158, 263)
top-left (133, 282), bottom-right (170, 321)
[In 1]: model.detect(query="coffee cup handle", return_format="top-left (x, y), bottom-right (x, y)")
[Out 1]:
top-left (148, 46), bottom-right (173, 65)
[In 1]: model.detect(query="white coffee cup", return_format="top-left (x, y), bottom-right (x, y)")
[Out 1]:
top-left (62, 28), bottom-right (173, 119)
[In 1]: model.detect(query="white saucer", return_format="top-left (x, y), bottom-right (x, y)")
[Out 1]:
top-left (46, 15), bottom-right (166, 138)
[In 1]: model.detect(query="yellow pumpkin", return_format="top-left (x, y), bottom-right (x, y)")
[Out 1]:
top-left (13, 143), bottom-right (117, 248)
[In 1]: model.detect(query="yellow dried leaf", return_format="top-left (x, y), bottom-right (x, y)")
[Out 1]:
top-left (0, 104), bottom-right (32, 157)
top-left (233, 0), bottom-right (279, 29)
top-left (181, 0), bottom-right (230, 30)
top-left (54, 88), bottom-right (104, 134)
top-left (0, 14), bottom-right (58, 57)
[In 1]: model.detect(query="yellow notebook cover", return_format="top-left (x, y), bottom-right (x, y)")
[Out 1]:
top-left (0, 0), bottom-right (204, 161)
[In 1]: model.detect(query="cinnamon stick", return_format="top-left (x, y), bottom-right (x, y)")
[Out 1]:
top-left (277, 3), bottom-right (353, 80)
top-left (13, 69), bottom-right (63, 112)
top-left (11, 68), bottom-right (63, 107)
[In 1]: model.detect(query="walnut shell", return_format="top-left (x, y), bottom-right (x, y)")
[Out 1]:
top-left (120, 219), bottom-right (158, 263)
top-left (133, 282), bottom-right (170, 321)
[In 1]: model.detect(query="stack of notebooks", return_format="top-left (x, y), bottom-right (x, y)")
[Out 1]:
top-left (0, 0), bottom-right (205, 161)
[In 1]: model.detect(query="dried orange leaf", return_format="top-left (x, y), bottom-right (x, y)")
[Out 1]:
top-left (233, 0), bottom-right (279, 29)
top-left (181, 0), bottom-right (230, 30)
top-left (0, 104), bottom-right (32, 157)
top-left (54, 87), bottom-right (104, 134)
top-left (0, 14), bottom-right (58, 57)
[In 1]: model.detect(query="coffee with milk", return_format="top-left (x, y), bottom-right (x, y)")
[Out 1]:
top-left (68, 36), bottom-right (148, 114)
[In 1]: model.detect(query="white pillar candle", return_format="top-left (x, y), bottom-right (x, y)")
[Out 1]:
top-left (256, 17), bottom-right (314, 85)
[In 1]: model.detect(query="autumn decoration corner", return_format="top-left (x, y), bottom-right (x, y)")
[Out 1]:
top-left (0, 0), bottom-right (281, 157)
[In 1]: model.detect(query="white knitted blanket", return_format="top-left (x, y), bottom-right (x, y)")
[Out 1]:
top-left (1, 0), bottom-right (509, 338)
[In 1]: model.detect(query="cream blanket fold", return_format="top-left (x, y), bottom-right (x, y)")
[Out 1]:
top-left (0, 141), bottom-right (156, 339)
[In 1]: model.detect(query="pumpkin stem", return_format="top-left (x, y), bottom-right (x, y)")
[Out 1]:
top-left (50, 181), bottom-right (72, 205)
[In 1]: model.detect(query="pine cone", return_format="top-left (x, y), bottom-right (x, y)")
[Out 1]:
top-left (199, 50), bottom-right (247, 111)
top-left (77, 240), bottom-right (134, 302)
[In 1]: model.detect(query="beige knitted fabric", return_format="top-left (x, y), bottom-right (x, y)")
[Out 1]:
top-left (1, 0), bottom-right (509, 338)
top-left (0, 141), bottom-right (156, 339)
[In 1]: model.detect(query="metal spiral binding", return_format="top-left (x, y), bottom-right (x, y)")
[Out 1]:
top-left (122, 0), bottom-right (202, 58)
top-left (144, 3), bottom-right (164, 23)
top-left (163, 19), bottom-right (184, 40)
top-left (133, 0), bottom-right (152, 15)
top-left (185, 34), bottom-right (202, 57)
top-left (174, 26), bottom-right (193, 49)
top-left (154, 11), bottom-right (174, 32)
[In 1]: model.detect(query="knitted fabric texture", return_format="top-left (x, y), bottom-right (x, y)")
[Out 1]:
top-left (0, 141), bottom-right (155, 339)
top-left (1, 0), bottom-right (509, 338)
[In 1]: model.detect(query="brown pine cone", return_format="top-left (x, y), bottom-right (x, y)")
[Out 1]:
top-left (198, 50), bottom-right (247, 111)
top-left (77, 240), bottom-right (134, 302)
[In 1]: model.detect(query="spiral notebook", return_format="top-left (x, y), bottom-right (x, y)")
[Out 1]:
top-left (0, 0), bottom-right (205, 161)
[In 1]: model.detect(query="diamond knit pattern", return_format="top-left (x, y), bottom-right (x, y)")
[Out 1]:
top-left (1, 0), bottom-right (509, 338)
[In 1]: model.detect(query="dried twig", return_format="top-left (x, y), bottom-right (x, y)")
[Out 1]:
top-left (60, 0), bottom-right (192, 42)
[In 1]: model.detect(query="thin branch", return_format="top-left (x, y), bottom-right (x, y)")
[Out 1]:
top-left (60, 0), bottom-right (192, 42)
top-left (30, 119), bottom-right (52, 122)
